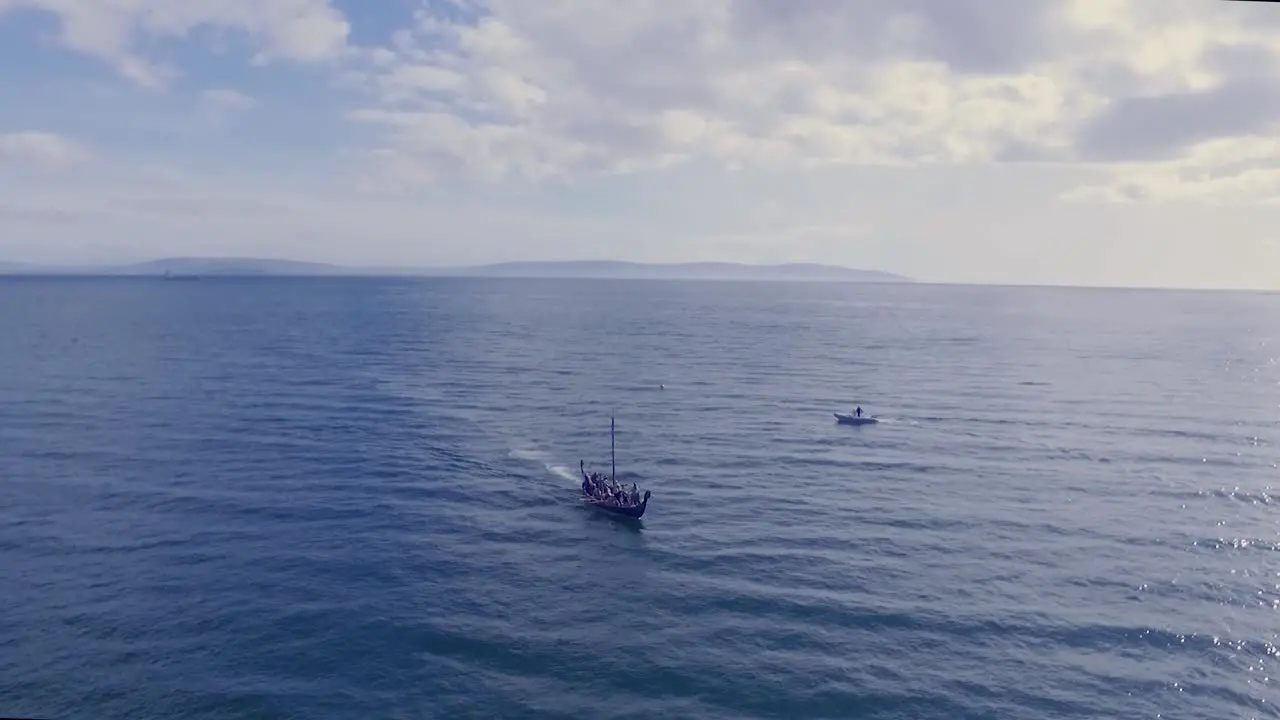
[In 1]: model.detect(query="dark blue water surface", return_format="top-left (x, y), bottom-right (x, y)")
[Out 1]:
top-left (1, 277), bottom-right (1278, 719)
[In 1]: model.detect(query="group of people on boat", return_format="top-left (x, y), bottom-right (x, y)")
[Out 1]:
top-left (580, 460), bottom-right (643, 508)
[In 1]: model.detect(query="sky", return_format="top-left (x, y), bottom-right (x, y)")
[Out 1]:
top-left (1, 0), bottom-right (1279, 289)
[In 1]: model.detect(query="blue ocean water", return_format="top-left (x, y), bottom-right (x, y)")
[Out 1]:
top-left (0, 277), bottom-right (1277, 720)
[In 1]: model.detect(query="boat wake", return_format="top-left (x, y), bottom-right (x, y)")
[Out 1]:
top-left (546, 463), bottom-right (576, 481)
top-left (509, 446), bottom-right (577, 481)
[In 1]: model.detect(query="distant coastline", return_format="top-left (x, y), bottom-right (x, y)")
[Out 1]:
top-left (0, 258), bottom-right (911, 283)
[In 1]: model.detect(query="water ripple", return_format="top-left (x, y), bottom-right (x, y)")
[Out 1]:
top-left (1, 278), bottom-right (1278, 719)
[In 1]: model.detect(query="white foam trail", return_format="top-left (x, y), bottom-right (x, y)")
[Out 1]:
top-left (509, 444), bottom-right (576, 481)
top-left (547, 464), bottom-right (576, 481)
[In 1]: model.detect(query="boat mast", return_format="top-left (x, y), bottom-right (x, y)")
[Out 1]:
top-left (610, 415), bottom-right (616, 482)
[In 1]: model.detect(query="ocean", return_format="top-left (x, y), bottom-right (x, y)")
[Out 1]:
top-left (0, 277), bottom-right (1277, 719)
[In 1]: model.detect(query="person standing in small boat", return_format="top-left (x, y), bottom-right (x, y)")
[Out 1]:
top-left (855, 406), bottom-right (863, 417)
top-left (581, 460), bottom-right (603, 499)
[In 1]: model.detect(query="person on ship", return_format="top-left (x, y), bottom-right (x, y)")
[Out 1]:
top-left (581, 461), bottom-right (602, 497)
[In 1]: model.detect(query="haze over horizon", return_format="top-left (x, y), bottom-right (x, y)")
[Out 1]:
top-left (3, 0), bottom-right (1280, 290)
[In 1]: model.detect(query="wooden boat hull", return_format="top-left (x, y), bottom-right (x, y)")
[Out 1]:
top-left (582, 489), bottom-right (650, 519)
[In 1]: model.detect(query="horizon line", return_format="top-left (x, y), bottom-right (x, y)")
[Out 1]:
top-left (0, 256), bottom-right (900, 270)
top-left (1, 268), bottom-right (1276, 295)
top-left (2, 256), bottom-right (1277, 293)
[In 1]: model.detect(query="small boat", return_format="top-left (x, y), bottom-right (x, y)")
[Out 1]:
top-left (583, 483), bottom-right (651, 519)
top-left (835, 412), bottom-right (878, 425)
top-left (580, 417), bottom-right (652, 519)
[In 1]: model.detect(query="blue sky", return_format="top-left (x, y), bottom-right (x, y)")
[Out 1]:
top-left (2, 0), bottom-right (1280, 289)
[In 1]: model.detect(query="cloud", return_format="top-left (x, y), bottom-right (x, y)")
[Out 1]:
top-left (726, 0), bottom-right (1056, 74)
top-left (1073, 79), bottom-right (1280, 162)
top-left (1063, 135), bottom-right (1280, 205)
top-left (7, 0), bottom-right (1278, 208)
top-left (201, 88), bottom-right (258, 113)
top-left (0, 131), bottom-right (86, 169)
top-left (0, 0), bottom-right (350, 87)
top-left (343, 1), bottom-right (1083, 183)
top-left (337, 0), bottom-right (1280, 199)
top-left (199, 88), bottom-right (260, 126)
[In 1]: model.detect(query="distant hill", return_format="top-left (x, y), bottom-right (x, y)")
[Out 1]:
top-left (115, 257), bottom-right (343, 276)
top-left (0, 257), bottom-right (347, 277)
top-left (0, 257), bottom-right (910, 283)
top-left (442, 260), bottom-right (908, 282)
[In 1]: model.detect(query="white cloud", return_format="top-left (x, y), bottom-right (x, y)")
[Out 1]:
top-left (0, 131), bottom-right (86, 169)
top-left (338, 0), bottom-right (1280, 204)
top-left (345, 1), bottom-right (1088, 181)
top-left (201, 88), bottom-right (258, 114)
top-left (7, 0), bottom-right (1278, 206)
top-left (0, 0), bottom-right (350, 87)
top-left (1064, 135), bottom-right (1280, 205)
